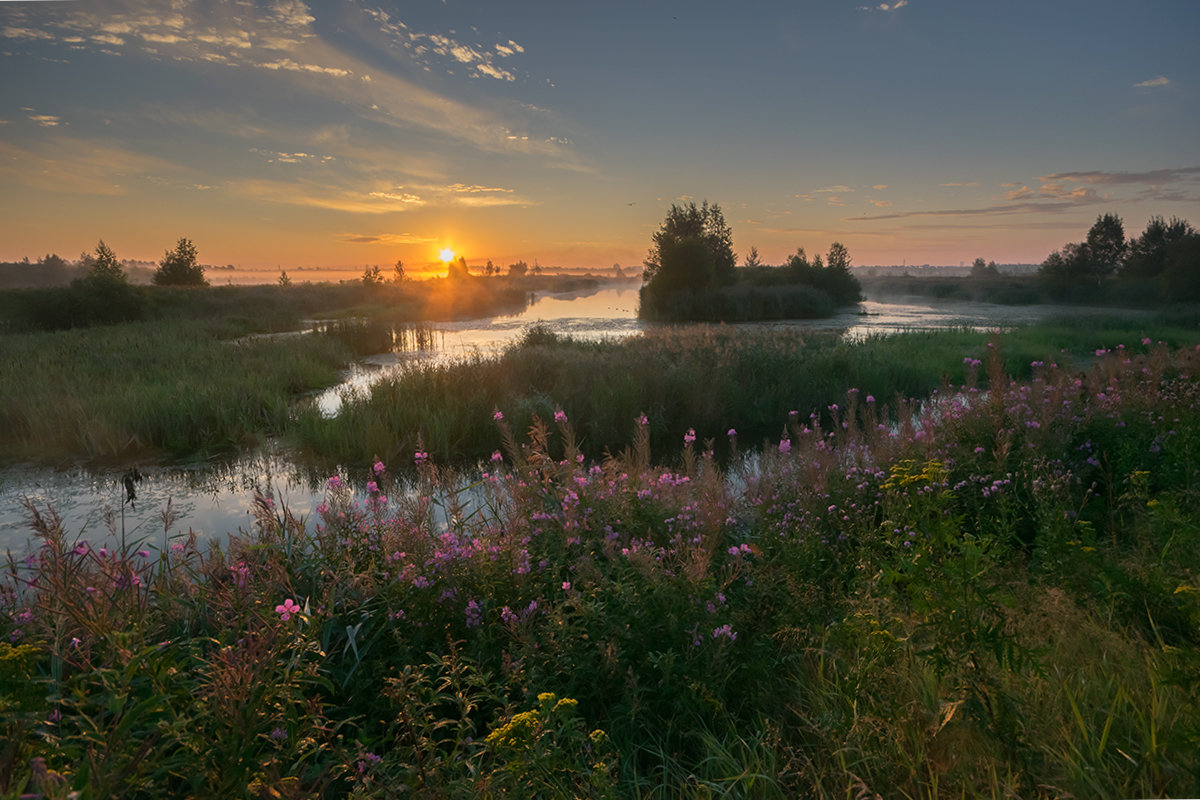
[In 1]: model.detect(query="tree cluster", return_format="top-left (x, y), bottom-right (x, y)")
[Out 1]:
top-left (1039, 213), bottom-right (1200, 302)
top-left (153, 238), bottom-right (208, 287)
top-left (6, 237), bottom-right (210, 330)
top-left (639, 200), bottom-right (861, 321)
top-left (0, 254), bottom-right (73, 289)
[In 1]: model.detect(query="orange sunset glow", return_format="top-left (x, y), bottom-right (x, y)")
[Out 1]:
top-left (0, 1), bottom-right (1195, 272)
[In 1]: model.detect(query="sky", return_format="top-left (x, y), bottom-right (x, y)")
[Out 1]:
top-left (1, 0), bottom-right (1198, 274)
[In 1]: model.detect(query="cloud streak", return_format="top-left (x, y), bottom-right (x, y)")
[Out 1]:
top-left (849, 166), bottom-right (1200, 222)
top-left (1037, 166), bottom-right (1200, 186)
top-left (1133, 75), bottom-right (1170, 89)
top-left (1, 0), bottom-right (577, 163)
top-left (0, 135), bottom-right (184, 196)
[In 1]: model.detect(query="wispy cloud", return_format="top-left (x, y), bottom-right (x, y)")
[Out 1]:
top-left (858, 0), bottom-right (908, 12)
top-left (1, 1), bottom-right (576, 163)
top-left (850, 199), bottom-right (1103, 221)
top-left (1037, 166), bottom-right (1200, 186)
top-left (0, 136), bottom-right (184, 196)
top-left (853, 165), bottom-right (1200, 222)
top-left (1005, 184), bottom-right (1100, 202)
top-left (1133, 75), bottom-right (1171, 89)
top-left (227, 176), bottom-right (532, 215)
top-left (362, 8), bottom-right (525, 82)
top-left (939, 181), bottom-right (980, 187)
top-left (25, 112), bottom-right (63, 127)
top-left (336, 232), bottom-right (437, 245)
top-left (229, 178), bottom-right (426, 214)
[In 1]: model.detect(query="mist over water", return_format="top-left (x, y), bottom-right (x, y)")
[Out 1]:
top-left (0, 286), bottom-right (1148, 552)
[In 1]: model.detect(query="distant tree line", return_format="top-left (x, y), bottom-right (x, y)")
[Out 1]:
top-left (2, 238), bottom-right (209, 330)
top-left (0, 253), bottom-right (75, 289)
top-left (639, 200), bottom-right (862, 321)
top-left (1039, 213), bottom-right (1200, 303)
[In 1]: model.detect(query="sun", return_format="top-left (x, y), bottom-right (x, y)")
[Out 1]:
top-left (439, 247), bottom-right (456, 263)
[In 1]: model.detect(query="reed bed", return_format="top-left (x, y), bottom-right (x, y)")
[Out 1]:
top-left (0, 318), bottom-right (353, 462)
top-left (293, 312), bottom-right (1200, 471)
top-left (3, 332), bottom-right (1199, 797)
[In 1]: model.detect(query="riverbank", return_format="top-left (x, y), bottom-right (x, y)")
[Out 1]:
top-left (4, 334), bottom-right (1198, 797)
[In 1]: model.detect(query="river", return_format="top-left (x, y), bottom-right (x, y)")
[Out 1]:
top-left (0, 287), bottom-right (1146, 553)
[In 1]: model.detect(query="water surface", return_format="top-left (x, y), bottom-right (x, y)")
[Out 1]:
top-left (1, 288), bottom-right (1147, 552)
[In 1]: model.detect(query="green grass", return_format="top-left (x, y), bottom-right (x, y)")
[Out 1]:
top-left (0, 317), bottom-right (355, 462)
top-left (4, 334), bottom-right (1200, 796)
top-left (292, 310), bottom-right (1200, 470)
top-left (0, 277), bottom-right (542, 464)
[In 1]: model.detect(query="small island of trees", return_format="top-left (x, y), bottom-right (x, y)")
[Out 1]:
top-left (638, 200), bottom-right (862, 321)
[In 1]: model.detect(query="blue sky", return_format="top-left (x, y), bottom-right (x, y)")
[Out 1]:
top-left (1, 0), bottom-right (1197, 272)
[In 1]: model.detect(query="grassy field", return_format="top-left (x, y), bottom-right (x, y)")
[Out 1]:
top-left (2, 317), bottom-right (1199, 797)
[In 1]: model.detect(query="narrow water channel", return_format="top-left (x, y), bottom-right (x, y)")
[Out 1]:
top-left (0, 288), bottom-right (1146, 553)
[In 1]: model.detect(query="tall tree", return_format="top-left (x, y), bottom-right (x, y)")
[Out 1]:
top-left (72, 240), bottom-right (144, 325)
top-left (1084, 213), bottom-right (1126, 280)
top-left (642, 200), bottom-right (735, 290)
top-left (821, 242), bottom-right (862, 305)
top-left (826, 242), bottom-right (851, 271)
top-left (1121, 216), bottom-right (1196, 279)
top-left (82, 240), bottom-right (125, 284)
top-left (154, 238), bottom-right (208, 286)
top-left (361, 264), bottom-right (384, 287)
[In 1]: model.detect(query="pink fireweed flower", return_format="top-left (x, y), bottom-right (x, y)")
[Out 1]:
top-left (373, 460), bottom-right (385, 475)
top-left (366, 481), bottom-right (378, 493)
top-left (275, 598), bottom-right (301, 621)
top-left (684, 428), bottom-right (696, 445)
top-left (327, 475), bottom-right (342, 490)
top-left (414, 450), bottom-right (428, 465)
top-left (490, 450), bottom-right (503, 463)
top-left (554, 409), bottom-right (568, 424)
top-left (493, 409), bottom-right (504, 421)
top-left (562, 581), bottom-right (571, 591)
top-left (727, 428), bottom-right (737, 437)
top-left (778, 438), bottom-right (791, 454)
top-left (638, 413), bottom-right (649, 426)
top-left (712, 624), bottom-right (737, 641)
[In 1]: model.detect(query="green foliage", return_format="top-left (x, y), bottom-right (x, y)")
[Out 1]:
top-left (1085, 213), bottom-right (1127, 277)
top-left (153, 238), bottom-right (208, 287)
top-left (640, 233), bottom-right (861, 322)
top-left (3, 328), bottom-right (1200, 796)
top-left (640, 201), bottom-right (736, 314)
top-left (1040, 213), bottom-right (1200, 305)
top-left (360, 264), bottom-right (384, 288)
top-left (481, 693), bottom-right (616, 798)
top-left (59, 240), bottom-right (147, 327)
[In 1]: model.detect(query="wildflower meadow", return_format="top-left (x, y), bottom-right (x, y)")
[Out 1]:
top-left (3, 332), bottom-right (1200, 798)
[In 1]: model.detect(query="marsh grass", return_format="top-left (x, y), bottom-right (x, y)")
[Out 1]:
top-left (0, 317), bottom-right (355, 462)
top-left (3, 329), bottom-right (1200, 796)
top-left (293, 312), bottom-right (1200, 471)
